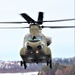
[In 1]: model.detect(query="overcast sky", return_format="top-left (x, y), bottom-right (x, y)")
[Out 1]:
top-left (0, 0), bottom-right (74, 61)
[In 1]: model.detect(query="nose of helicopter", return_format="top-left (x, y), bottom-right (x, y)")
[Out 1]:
top-left (29, 40), bottom-right (40, 42)
top-left (27, 45), bottom-right (42, 51)
top-left (27, 40), bottom-right (43, 50)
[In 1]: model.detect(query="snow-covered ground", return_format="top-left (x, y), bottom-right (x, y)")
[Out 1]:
top-left (0, 72), bottom-right (38, 75)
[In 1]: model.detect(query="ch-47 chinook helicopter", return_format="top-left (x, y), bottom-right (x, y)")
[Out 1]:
top-left (0, 12), bottom-right (75, 69)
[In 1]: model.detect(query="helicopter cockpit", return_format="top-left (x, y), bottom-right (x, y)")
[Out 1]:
top-left (24, 34), bottom-right (44, 51)
top-left (25, 34), bottom-right (43, 42)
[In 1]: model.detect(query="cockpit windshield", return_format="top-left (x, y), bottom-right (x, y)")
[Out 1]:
top-left (25, 34), bottom-right (43, 41)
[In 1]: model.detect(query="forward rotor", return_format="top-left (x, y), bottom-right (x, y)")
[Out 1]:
top-left (0, 12), bottom-right (75, 29)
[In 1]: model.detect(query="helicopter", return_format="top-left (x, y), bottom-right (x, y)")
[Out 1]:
top-left (0, 12), bottom-right (75, 69)
top-left (19, 12), bottom-right (52, 69)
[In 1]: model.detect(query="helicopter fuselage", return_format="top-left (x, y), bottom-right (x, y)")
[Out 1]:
top-left (20, 33), bottom-right (52, 60)
top-left (20, 25), bottom-right (52, 69)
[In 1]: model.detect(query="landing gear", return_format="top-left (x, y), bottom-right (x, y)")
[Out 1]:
top-left (47, 59), bottom-right (52, 69)
top-left (20, 61), bottom-right (27, 69)
top-left (50, 59), bottom-right (52, 69)
top-left (34, 58), bottom-right (38, 64)
top-left (20, 61), bottom-right (23, 66)
top-left (31, 58), bottom-right (38, 64)
top-left (46, 57), bottom-right (52, 69)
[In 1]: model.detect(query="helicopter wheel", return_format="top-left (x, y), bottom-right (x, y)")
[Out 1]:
top-left (35, 59), bottom-right (38, 64)
top-left (47, 60), bottom-right (49, 66)
top-left (50, 59), bottom-right (52, 69)
top-left (46, 58), bottom-right (52, 69)
top-left (33, 59), bottom-right (38, 64)
top-left (24, 61), bottom-right (27, 69)
top-left (20, 61), bottom-right (23, 66)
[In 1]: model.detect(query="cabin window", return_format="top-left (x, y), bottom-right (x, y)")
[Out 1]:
top-left (36, 35), bottom-right (42, 40)
top-left (25, 34), bottom-right (42, 41)
top-left (25, 35), bottom-right (32, 41)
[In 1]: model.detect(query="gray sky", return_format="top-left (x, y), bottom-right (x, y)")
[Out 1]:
top-left (0, 0), bottom-right (74, 61)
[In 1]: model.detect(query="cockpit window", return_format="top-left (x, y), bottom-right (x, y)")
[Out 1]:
top-left (25, 35), bottom-right (32, 41)
top-left (36, 35), bottom-right (42, 40)
top-left (25, 34), bottom-right (43, 41)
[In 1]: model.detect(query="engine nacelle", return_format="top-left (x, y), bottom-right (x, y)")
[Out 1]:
top-left (46, 37), bottom-right (52, 46)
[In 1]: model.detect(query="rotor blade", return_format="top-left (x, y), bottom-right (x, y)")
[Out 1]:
top-left (0, 18), bottom-right (75, 24)
top-left (37, 12), bottom-right (43, 24)
top-left (42, 26), bottom-right (75, 29)
top-left (43, 18), bottom-right (75, 22)
top-left (20, 13), bottom-right (35, 24)
top-left (0, 27), bottom-right (29, 29)
top-left (0, 21), bottom-right (28, 24)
